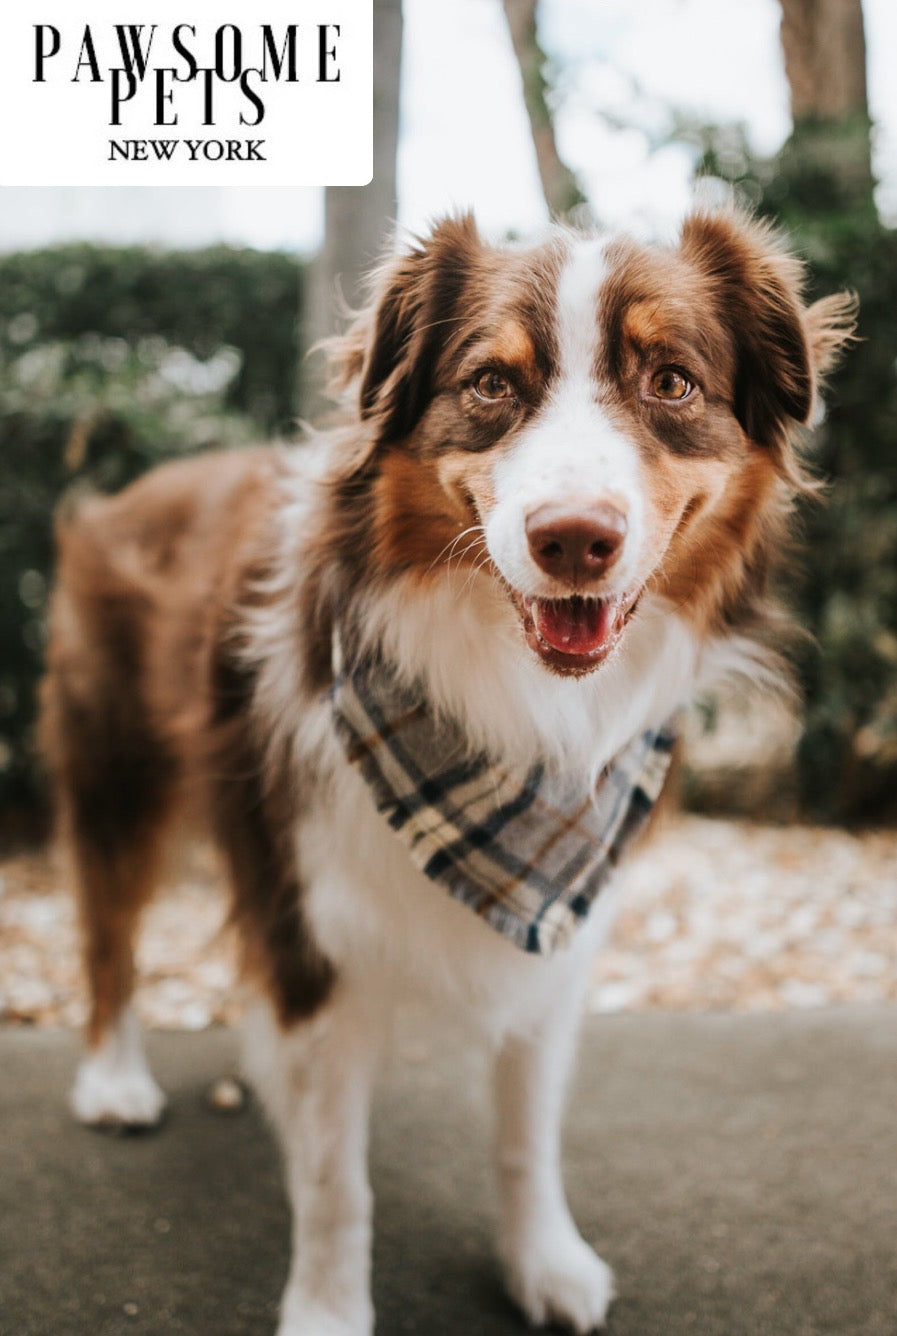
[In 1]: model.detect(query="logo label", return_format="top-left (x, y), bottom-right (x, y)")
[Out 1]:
top-left (0, 2), bottom-right (372, 185)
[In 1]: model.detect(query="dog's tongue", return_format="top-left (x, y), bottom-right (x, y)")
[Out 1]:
top-left (532, 596), bottom-right (617, 656)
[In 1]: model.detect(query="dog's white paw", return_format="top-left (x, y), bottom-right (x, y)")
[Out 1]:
top-left (503, 1229), bottom-right (615, 1333)
top-left (71, 1052), bottom-right (167, 1128)
top-left (276, 1319), bottom-right (367, 1336)
top-left (70, 1013), bottom-right (167, 1129)
top-left (276, 1301), bottom-right (373, 1336)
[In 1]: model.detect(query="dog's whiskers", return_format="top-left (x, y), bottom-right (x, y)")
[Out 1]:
top-left (428, 524), bottom-right (487, 578)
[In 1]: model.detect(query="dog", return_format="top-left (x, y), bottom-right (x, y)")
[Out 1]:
top-left (40, 209), bottom-right (853, 1334)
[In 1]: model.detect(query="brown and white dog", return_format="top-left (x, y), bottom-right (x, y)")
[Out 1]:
top-left (41, 210), bottom-right (852, 1335)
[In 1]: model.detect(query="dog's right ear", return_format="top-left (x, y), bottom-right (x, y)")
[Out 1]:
top-left (357, 214), bottom-right (481, 444)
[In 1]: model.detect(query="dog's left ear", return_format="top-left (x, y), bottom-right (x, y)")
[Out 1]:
top-left (357, 214), bottom-right (482, 444)
top-left (681, 211), bottom-right (855, 455)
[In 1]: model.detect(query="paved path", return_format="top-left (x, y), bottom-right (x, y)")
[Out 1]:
top-left (2, 1007), bottom-right (896, 1335)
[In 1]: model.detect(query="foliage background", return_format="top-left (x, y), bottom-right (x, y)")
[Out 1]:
top-left (0, 247), bottom-right (303, 833)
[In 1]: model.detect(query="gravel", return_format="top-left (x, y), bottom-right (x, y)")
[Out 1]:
top-left (591, 815), bottom-right (897, 1014)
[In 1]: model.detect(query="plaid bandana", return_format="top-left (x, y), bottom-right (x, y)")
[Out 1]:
top-left (330, 645), bottom-right (676, 957)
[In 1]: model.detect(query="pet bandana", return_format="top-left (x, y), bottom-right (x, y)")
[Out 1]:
top-left (330, 645), bottom-right (676, 957)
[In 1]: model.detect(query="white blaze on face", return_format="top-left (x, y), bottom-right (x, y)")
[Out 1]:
top-left (485, 235), bottom-right (646, 599)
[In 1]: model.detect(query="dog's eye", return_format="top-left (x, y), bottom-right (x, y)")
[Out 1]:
top-left (474, 370), bottom-right (514, 401)
top-left (650, 367), bottom-right (693, 401)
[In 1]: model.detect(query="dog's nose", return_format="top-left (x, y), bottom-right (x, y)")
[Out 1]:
top-left (526, 502), bottom-right (628, 583)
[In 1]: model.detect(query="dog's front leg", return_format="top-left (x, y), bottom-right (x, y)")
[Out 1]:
top-left (245, 986), bottom-right (382, 1336)
top-left (492, 976), bottom-right (614, 1334)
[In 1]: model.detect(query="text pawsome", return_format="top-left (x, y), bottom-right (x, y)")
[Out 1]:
top-left (32, 23), bottom-right (340, 127)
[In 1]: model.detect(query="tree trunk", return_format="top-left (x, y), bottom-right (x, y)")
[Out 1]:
top-left (780, 0), bottom-right (868, 121)
top-left (500, 0), bottom-right (590, 220)
top-left (301, 0), bottom-right (403, 413)
top-left (778, 0), bottom-right (874, 213)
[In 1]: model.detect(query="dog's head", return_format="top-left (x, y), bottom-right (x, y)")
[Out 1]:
top-left (331, 211), bottom-right (854, 677)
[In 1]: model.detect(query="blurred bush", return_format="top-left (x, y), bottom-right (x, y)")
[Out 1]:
top-left (0, 245), bottom-right (304, 837)
top-left (692, 126), bottom-right (897, 823)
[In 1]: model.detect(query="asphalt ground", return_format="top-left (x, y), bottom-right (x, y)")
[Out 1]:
top-left (2, 1006), bottom-right (896, 1336)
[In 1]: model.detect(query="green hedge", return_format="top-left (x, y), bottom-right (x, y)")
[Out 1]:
top-left (789, 224), bottom-right (897, 821)
top-left (0, 244), bottom-right (304, 835)
top-left (1, 244), bottom-right (303, 431)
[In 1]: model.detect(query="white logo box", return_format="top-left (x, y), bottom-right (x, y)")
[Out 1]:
top-left (0, 1), bottom-right (372, 185)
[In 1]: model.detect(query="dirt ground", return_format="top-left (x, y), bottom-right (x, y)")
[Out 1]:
top-left (1, 813), bottom-right (895, 1029)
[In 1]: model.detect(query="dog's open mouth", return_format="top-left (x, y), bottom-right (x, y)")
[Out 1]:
top-left (514, 591), bottom-right (640, 675)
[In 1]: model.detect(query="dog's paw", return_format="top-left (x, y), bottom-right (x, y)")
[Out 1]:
top-left (70, 1050), bottom-right (167, 1130)
top-left (276, 1304), bottom-right (373, 1336)
top-left (503, 1229), bottom-right (615, 1333)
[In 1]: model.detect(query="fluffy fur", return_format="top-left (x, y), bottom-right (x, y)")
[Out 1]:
top-left (40, 209), bottom-right (853, 1335)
